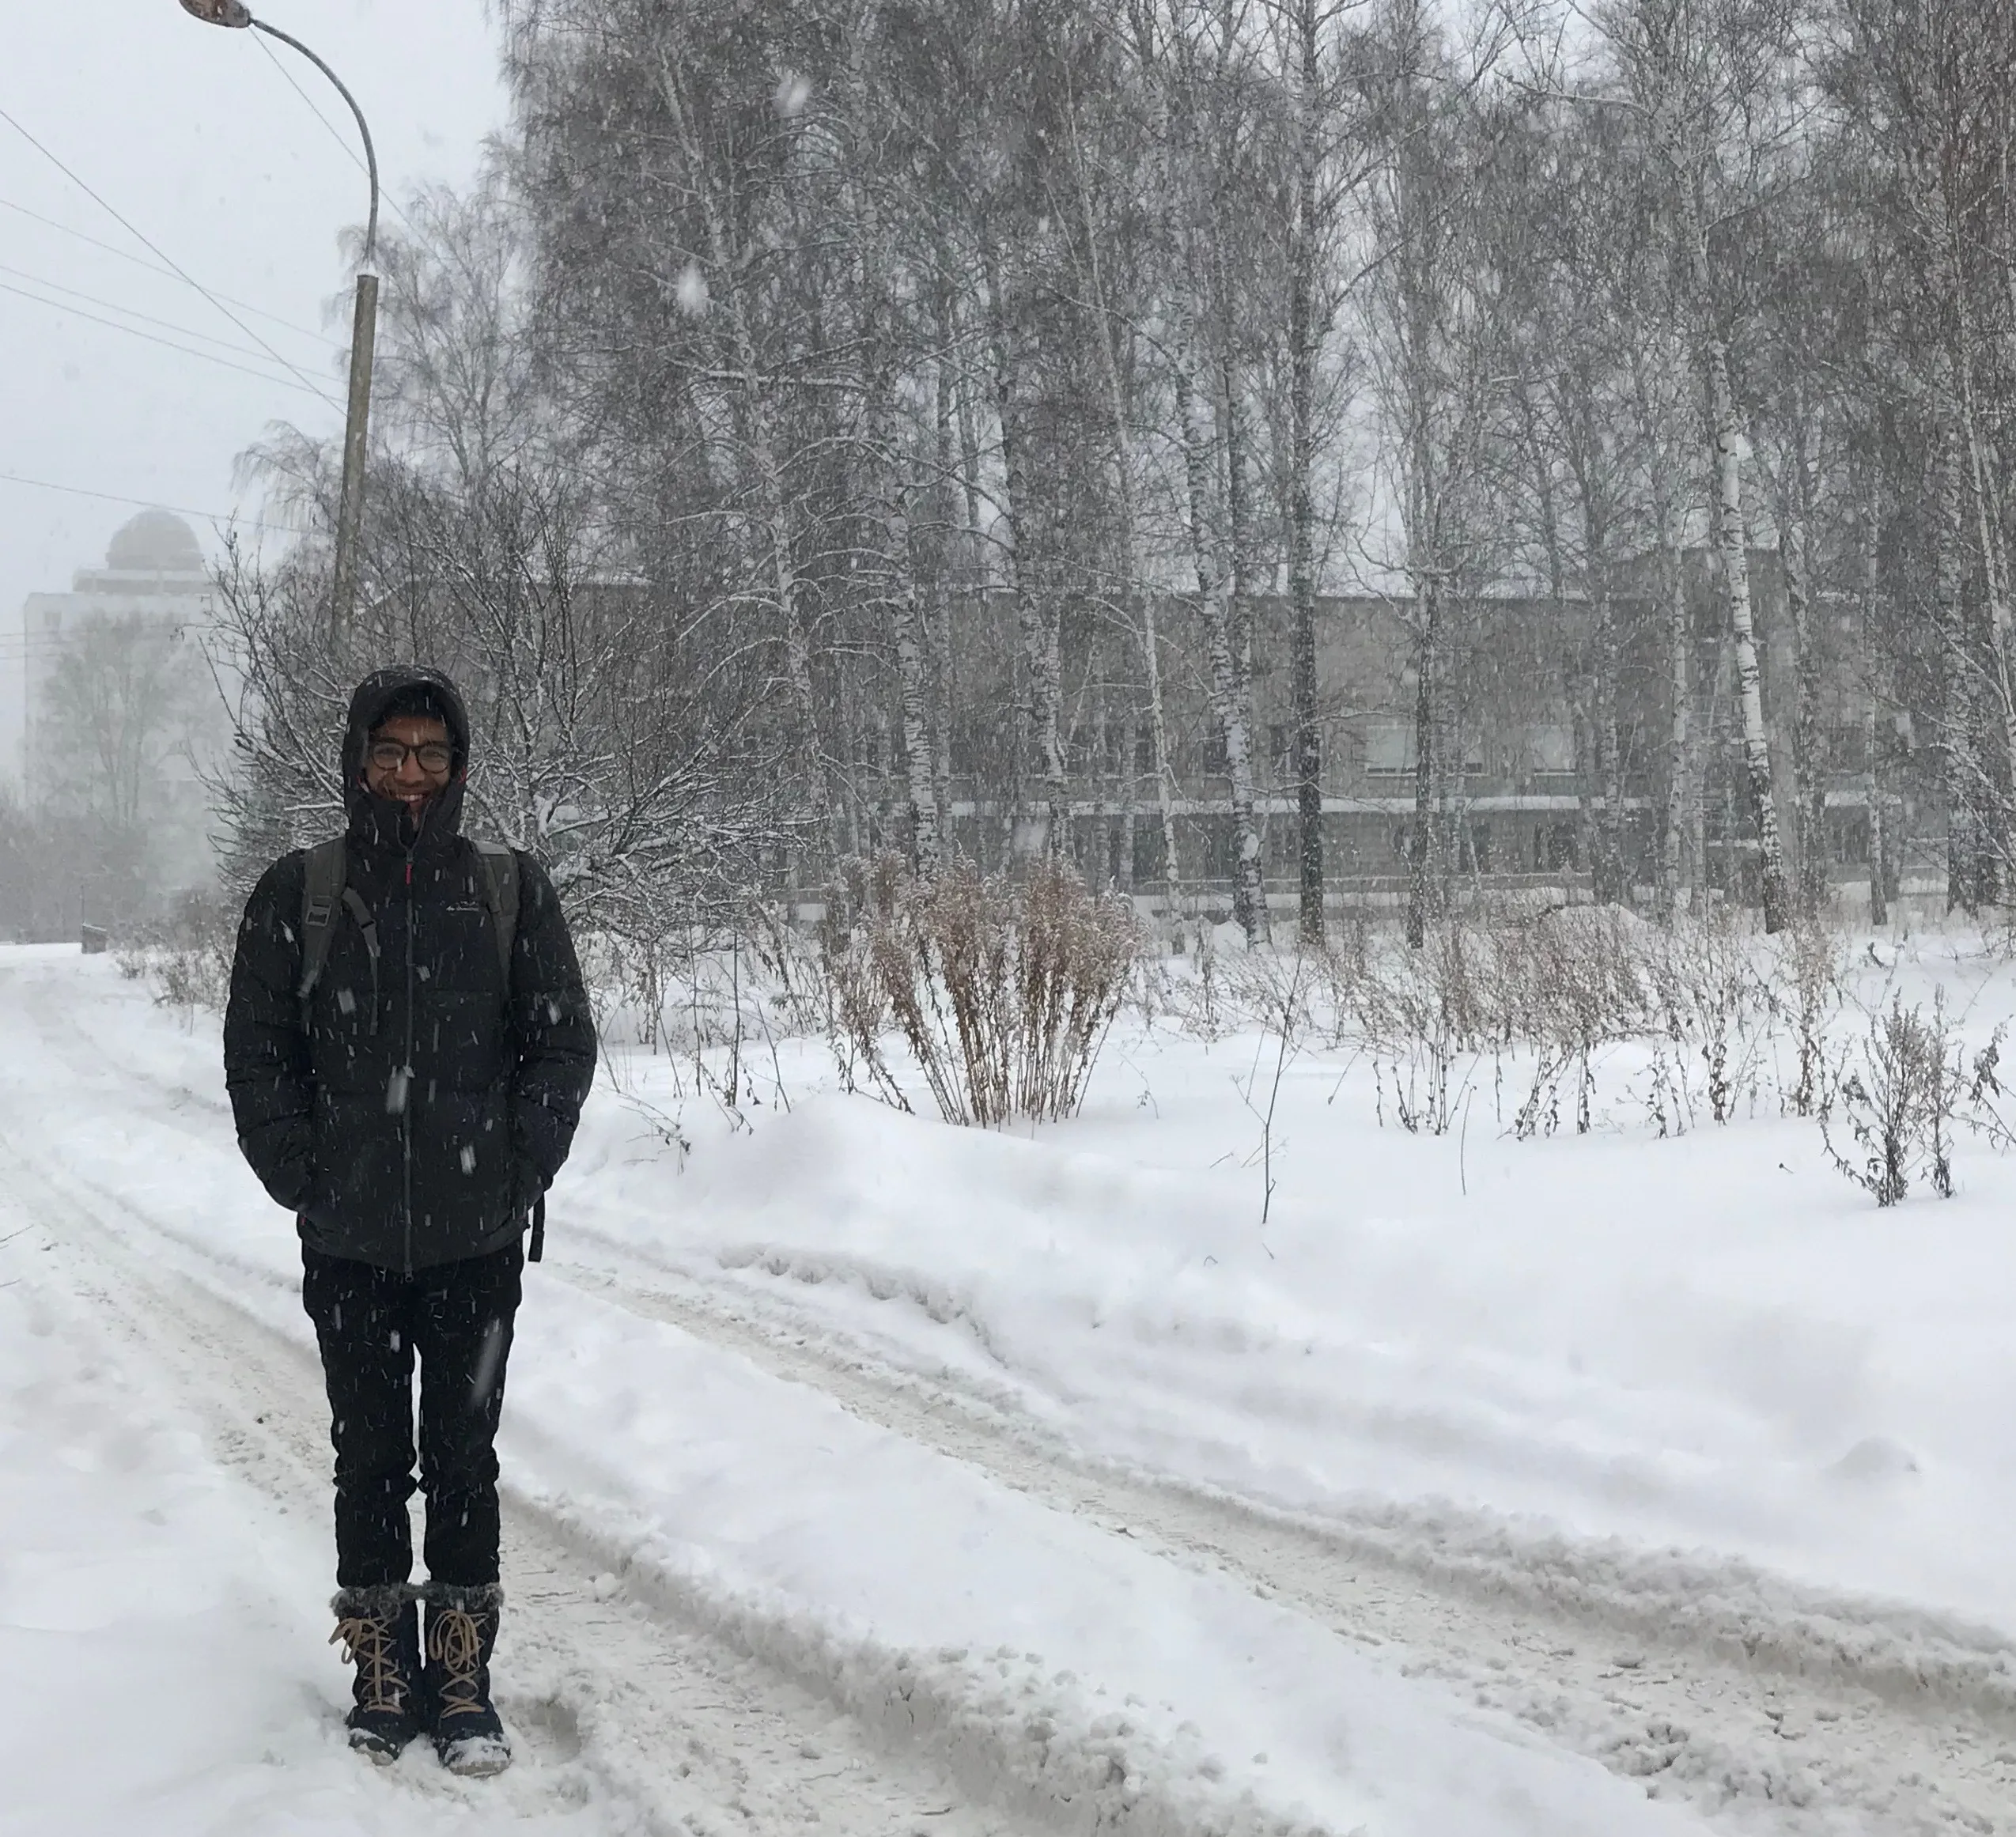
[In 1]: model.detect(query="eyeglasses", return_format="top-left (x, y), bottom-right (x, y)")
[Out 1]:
top-left (366, 739), bottom-right (454, 774)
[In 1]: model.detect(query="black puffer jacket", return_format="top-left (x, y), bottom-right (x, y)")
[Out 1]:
top-left (223, 669), bottom-right (598, 1271)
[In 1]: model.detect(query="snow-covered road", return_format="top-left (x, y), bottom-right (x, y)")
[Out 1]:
top-left (545, 1245), bottom-right (2016, 1835)
top-left (2, 1133), bottom-right (1045, 1837)
top-left (2, 944), bottom-right (2010, 1835)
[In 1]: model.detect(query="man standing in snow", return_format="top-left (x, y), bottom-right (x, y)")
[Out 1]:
top-left (223, 667), bottom-right (596, 1775)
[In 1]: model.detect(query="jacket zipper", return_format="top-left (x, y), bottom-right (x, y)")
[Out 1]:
top-left (402, 848), bottom-right (416, 1275)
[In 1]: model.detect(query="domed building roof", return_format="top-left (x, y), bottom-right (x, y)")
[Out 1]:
top-left (106, 508), bottom-right (203, 575)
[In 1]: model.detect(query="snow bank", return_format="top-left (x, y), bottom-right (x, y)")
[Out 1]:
top-left (0, 1268), bottom-right (606, 1835)
top-left (555, 952), bottom-right (2016, 1646)
top-left (0, 950), bottom-right (1714, 1835)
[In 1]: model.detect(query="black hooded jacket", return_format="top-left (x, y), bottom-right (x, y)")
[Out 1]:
top-left (222, 668), bottom-right (598, 1271)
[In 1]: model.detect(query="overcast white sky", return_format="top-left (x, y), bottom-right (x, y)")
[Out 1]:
top-left (0, 0), bottom-right (509, 788)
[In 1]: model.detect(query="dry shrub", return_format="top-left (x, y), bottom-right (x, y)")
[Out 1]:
top-left (1642, 910), bottom-right (1775, 1125)
top-left (1772, 923), bottom-right (1848, 1118)
top-left (1823, 991), bottom-right (2007, 1204)
top-left (1169, 901), bottom-right (1886, 1151)
top-left (1326, 908), bottom-right (1662, 1136)
top-left (115, 890), bottom-right (236, 1017)
top-left (1824, 993), bottom-right (1957, 1204)
top-left (823, 855), bottom-right (1144, 1127)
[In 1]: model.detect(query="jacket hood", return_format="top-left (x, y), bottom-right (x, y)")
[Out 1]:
top-left (341, 667), bottom-right (472, 849)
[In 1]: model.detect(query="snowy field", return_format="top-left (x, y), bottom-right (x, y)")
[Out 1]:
top-left (5, 932), bottom-right (2016, 1835)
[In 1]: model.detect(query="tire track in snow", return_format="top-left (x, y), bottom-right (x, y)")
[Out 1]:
top-left (0, 1141), bottom-right (1053, 1837)
top-left (544, 1233), bottom-right (2016, 1837)
top-left (8, 968), bottom-right (2009, 1832)
top-left (0, 1121), bottom-right (1355, 1837)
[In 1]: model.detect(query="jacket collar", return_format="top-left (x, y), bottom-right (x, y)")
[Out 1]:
top-left (347, 777), bottom-right (469, 860)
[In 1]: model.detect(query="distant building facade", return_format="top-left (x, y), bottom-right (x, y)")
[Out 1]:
top-left (20, 510), bottom-right (227, 890)
top-left (828, 548), bottom-right (1923, 913)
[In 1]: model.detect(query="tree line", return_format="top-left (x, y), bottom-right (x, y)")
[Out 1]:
top-left (214, 0), bottom-right (2016, 952)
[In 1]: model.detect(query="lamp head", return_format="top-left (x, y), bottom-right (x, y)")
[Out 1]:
top-left (180, 0), bottom-right (254, 25)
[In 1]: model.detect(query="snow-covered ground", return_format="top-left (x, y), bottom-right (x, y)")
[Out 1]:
top-left (3, 936), bottom-right (2014, 1835)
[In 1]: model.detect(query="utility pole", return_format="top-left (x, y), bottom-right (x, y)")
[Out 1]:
top-left (179, 1), bottom-right (380, 642)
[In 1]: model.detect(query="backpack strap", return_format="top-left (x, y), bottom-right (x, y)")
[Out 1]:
top-left (471, 840), bottom-right (539, 1261)
top-left (470, 841), bottom-right (520, 993)
top-left (297, 837), bottom-right (348, 1029)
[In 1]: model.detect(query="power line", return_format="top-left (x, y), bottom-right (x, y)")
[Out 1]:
top-left (0, 276), bottom-right (327, 395)
top-left (0, 102), bottom-right (341, 410)
top-left (0, 468), bottom-right (293, 532)
top-left (0, 259), bottom-right (339, 369)
top-left (0, 197), bottom-right (332, 343)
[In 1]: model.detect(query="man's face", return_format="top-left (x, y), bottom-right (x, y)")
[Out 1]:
top-left (363, 713), bottom-right (454, 813)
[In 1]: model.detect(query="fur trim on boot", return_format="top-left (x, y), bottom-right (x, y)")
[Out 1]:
top-left (330, 1584), bottom-right (425, 1763)
top-left (423, 1582), bottom-right (510, 1777)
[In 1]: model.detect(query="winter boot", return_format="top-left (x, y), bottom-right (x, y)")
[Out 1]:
top-left (329, 1585), bottom-right (425, 1763)
top-left (423, 1582), bottom-right (511, 1776)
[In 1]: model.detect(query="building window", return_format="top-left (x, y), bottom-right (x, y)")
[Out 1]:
top-left (1526, 724), bottom-right (1575, 781)
top-left (1365, 726), bottom-right (1416, 778)
top-left (1536, 822), bottom-right (1579, 871)
top-left (1133, 822), bottom-right (1166, 883)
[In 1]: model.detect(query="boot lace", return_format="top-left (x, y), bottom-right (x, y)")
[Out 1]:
top-left (331, 1614), bottom-right (410, 1715)
top-left (427, 1607), bottom-right (488, 1722)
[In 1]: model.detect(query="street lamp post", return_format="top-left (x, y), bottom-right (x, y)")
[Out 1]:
top-left (180, 0), bottom-right (380, 644)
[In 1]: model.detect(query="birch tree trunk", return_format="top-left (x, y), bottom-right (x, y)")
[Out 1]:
top-left (1287, 0), bottom-right (1326, 943)
top-left (1661, 531), bottom-right (1690, 917)
top-left (1176, 366), bottom-right (1261, 939)
top-left (895, 565), bottom-right (940, 873)
top-left (1152, 12), bottom-right (1261, 942)
top-left (1936, 418), bottom-right (1988, 909)
top-left (1781, 499), bottom-right (1829, 917)
top-left (983, 244), bottom-right (1064, 861)
top-left (1702, 314), bottom-right (1790, 932)
top-left (1064, 85), bottom-right (1182, 935)
top-left (1589, 569), bottom-right (1627, 905)
top-left (1565, 384), bottom-right (1626, 907)
top-left (1634, 25), bottom-right (1789, 929)
top-left (1861, 499), bottom-right (1887, 927)
top-left (1405, 576), bottom-right (1448, 947)
top-left (1692, 635), bottom-right (1734, 912)
top-left (838, 21), bottom-right (936, 875)
top-left (929, 353), bottom-right (959, 855)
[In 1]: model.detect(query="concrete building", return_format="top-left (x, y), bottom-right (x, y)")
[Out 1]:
top-left (837, 550), bottom-right (1921, 913)
top-left (19, 510), bottom-right (227, 893)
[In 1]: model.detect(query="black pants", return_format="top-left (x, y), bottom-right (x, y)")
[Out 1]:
top-left (301, 1242), bottom-right (523, 1589)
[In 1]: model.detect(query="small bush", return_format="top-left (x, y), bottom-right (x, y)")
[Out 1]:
top-left (115, 889), bottom-right (236, 1016)
top-left (823, 856), bottom-right (1144, 1127)
top-left (1821, 990), bottom-right (2004, 1205)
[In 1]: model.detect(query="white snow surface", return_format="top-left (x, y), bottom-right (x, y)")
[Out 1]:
top-left (2, 939), bottom-right (2013, 1833)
